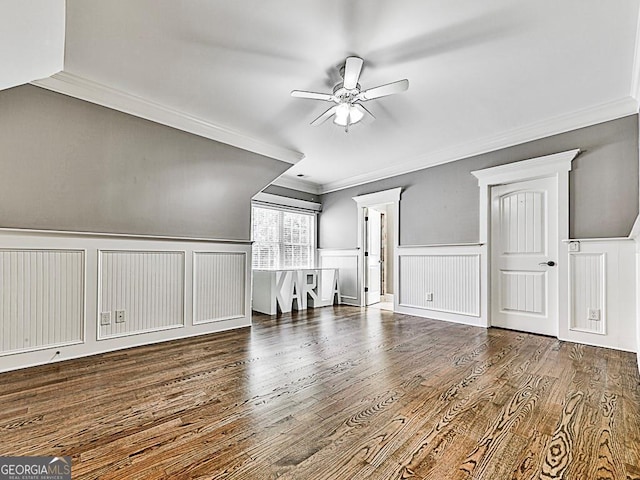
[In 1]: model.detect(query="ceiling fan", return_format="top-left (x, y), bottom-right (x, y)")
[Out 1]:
top-left (291, 56), bottom-right (409, 132)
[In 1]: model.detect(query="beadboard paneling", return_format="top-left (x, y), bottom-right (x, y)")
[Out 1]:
top-left (0, 249), bottom-right (84, 355)
top-left (98, 250), bottom-right (185, 339)
top-left (319, 250), bottom-right (359, 304)
top-left (193, 252), bottom-right (246, 324)
top-left (569, 253), bottom-right (606, 334)
top-left (399, 254), bottom-right (480, 317)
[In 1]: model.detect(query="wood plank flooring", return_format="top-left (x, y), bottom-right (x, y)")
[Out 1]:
top-left (1, 306), bottom-right (639, 479)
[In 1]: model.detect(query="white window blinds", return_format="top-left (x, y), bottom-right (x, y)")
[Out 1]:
top-left (252, 206), bottom-right (315, 269)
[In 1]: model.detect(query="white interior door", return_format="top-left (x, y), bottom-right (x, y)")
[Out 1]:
top-left (491, 177), bottom-right (558, 336)
top-left (365, 208), bottom-right (381, 305)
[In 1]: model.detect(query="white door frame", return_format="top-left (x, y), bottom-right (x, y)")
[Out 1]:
top-left (353, 188), bottom-right (402, 308)
top-left (471, 149), bottom-right (580, 332)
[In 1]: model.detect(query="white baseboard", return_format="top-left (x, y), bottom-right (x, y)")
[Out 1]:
top-left (557, 335), bottom-right (636, 353)
top-left (340, 298), bottom-right (361, 307)
top-left (1, 317), bottom-right (250, 374)
top-left (395, 304), bottom-right (486, 328)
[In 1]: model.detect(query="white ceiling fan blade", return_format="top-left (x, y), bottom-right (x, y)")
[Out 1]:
top-left (311, 106), bottom-right (338, 126)
top-left (291, 90), bottom-right (334, 101)
top-left (360, 79), bottom-right (409, 101)
top-left (354, 103), bottom-right (375, 120)
top-left (343, 56), bottom-right (364, 89)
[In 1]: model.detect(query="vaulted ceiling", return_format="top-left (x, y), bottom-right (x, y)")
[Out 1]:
top-left (31, 0), bottom-right (640, 193)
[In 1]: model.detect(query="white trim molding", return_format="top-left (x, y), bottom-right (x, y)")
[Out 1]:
top-left (31, 71), bottom-right (305, 165)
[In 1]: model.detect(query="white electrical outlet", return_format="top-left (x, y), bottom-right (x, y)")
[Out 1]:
top-left (426, 292), bottom-right (434, 302)
top-left (100, 312), bottom-right (111, 326)
top-left (568, 241), bottom-right (580, 252)
top-left (115, 310), bottom-right (126, 323)
top-left (588, 308), bottom-right (601, 321)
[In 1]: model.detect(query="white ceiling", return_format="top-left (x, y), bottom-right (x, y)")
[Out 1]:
top-left (35, 0), bottom-right (640, 193)
top-left (1, 0), bottom-right (65, 90)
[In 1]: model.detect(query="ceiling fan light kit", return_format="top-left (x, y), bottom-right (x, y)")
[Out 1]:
top-left (291, 56), bottom-right (409, 132)
top-left (334, 103), bottom-right (364, 127)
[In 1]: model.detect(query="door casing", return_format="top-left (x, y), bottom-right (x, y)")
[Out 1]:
top-left (353, 188), bottom-right (402, 309)
top-left (471, 149), bottom-right (580, 333)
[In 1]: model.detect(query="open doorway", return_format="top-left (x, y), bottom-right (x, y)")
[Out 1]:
top-left (353, 187), bottom-right (401, 311)
top-left (365, 204), bottom-right (395, 311)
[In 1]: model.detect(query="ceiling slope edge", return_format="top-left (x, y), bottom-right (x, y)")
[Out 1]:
top-left (31, 71), bottom-right (304, 165)
top-left (320, 96), bottom-right (638, 194)
top-left (271, 174), bottom-right (322, 195)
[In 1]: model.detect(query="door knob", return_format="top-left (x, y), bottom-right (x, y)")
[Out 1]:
top-left (538, 261), bottom-right (556, 267)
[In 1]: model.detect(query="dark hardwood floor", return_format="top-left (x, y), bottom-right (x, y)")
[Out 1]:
top-left (1, 306), bottom-right (639, 479)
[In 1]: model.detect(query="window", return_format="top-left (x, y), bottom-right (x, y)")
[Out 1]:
top-left (252, 205), bottom-right (315, 269)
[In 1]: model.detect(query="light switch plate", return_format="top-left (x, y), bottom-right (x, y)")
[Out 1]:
top-left (568, 241), bottom-right (580, 252)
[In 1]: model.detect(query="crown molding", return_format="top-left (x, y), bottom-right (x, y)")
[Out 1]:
top-left (31, 71), bottom-right (304, 165)
top-left (271, 174), bottom-right (322, 195)
top-left (320, 96), bottom-right (638, 194)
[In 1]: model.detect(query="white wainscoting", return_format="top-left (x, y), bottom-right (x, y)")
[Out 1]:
top-left (0, 230), bottom-right (251, 373)
top-left (0, 249), bottom-right (85, 355)
top-left (396, 244), bottom-right (486, 327)
top-left (634, 217), bottom-right (640, 373)
top-left (193, 252), bottom-right (246, 324)
top-left (318, 249), bottom-right (360, 306)
top-left (400, 255), bottom-right (480, 316)
top-left (562, 239), bottom-right (635, 352)
top-left (569, 253), bottom-right (605, 334)
top-left (98, 250), bottom-right (185, 339)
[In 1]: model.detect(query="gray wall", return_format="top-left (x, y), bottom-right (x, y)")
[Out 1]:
top-left (0, 85), bottom-right (290, 240)
top-left (320, 115), bottom-right (639, 248)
